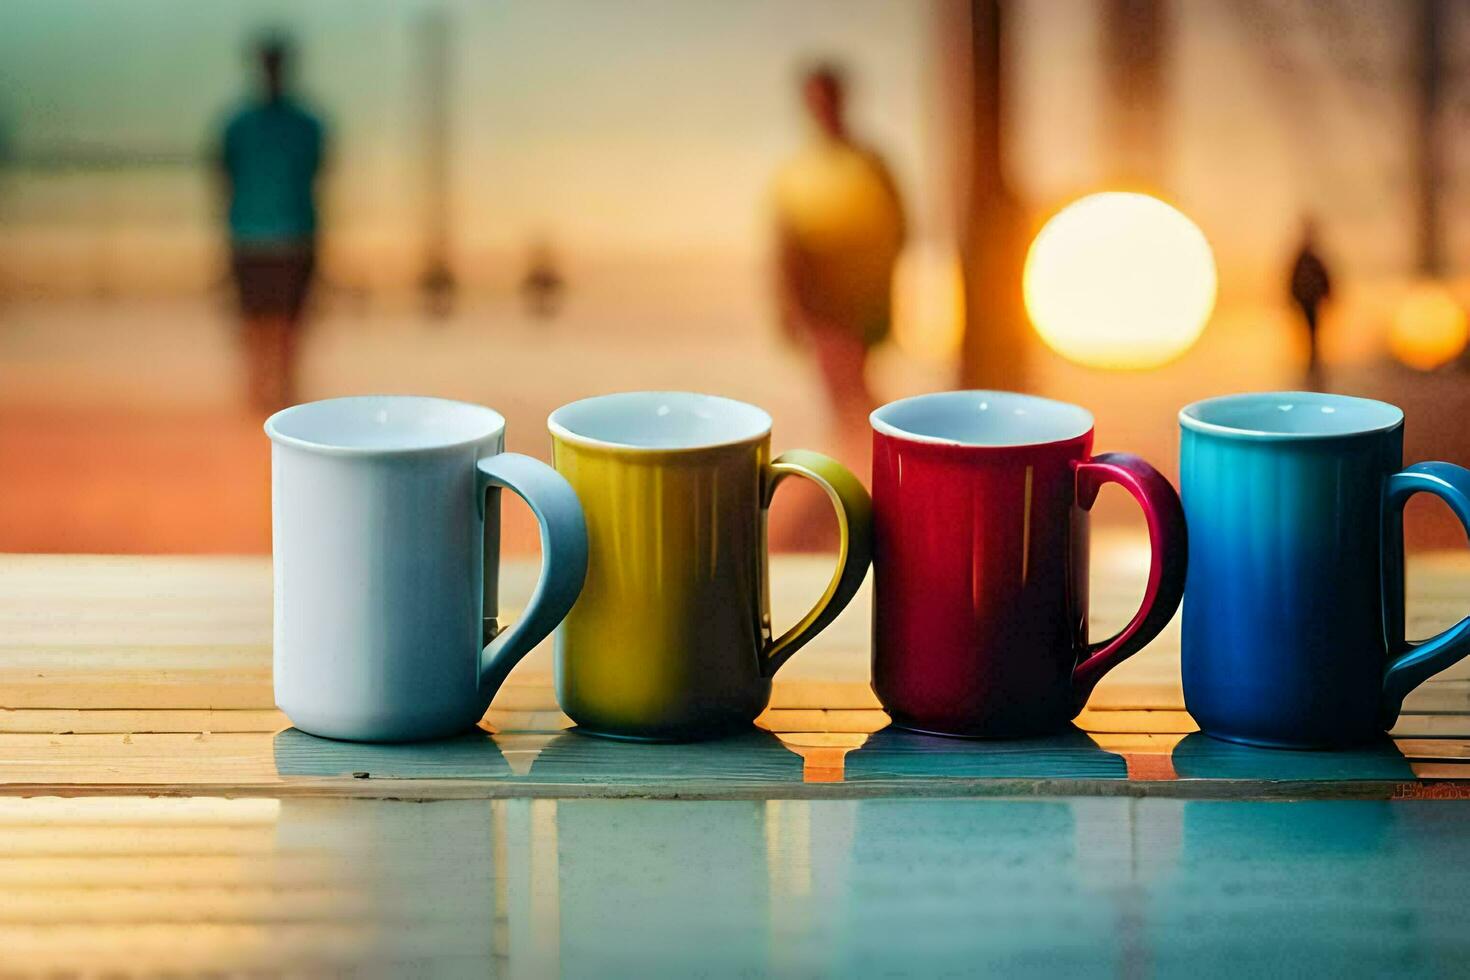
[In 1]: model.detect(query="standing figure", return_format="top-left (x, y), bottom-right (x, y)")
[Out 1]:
top-left (219, 38), bottom-right (327, 414)
top-left (520, 240), bottom-right (567, 320)
top-left (771, 62), bottom-right (906, 479)
top-left (1289, 219), bottom-right (1332, 388)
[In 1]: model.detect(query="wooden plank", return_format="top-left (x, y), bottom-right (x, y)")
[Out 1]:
top-left (1410, 762), bottom-right (1470, 783)
top-left (1402, 682), bottom-right (1470, 714)
top-left (755, 709), bottom-right (892, 734)
top-left (3, 549), bottom-right (1470, 801)
top-left (1075, 708), bottom-right (1198, 734)
top-left (1391, 714), bottom-right (1470, 739)
top-left (0, 709), bottom-right (285, 734)
top-left (0, 726), bottom-right (1432, 799)
top-left (483, 709), bottom-right (572, 733)
top-left (1084, 679), bottom-right (1183, 710)
top-left (1396, 738), bottom-right (1470, 759)
top-left (0, 690), bottom-right (1210, 736)
top-left (0, 733), bottom-right (282, 786)
top-left (0, 646), bottom-right (273, 710)
top-left (7, 550), bottom-right (1461, 712)
top-left (0, 725), bottom-right (1435, 799)
top-left (1087, 732), bottom-right (1188, 754)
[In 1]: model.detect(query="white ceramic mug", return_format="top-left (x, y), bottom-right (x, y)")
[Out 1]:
top-left (265, 395), bottom-right (588, 742)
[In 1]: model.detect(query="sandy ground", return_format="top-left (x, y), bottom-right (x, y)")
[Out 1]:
top-left (3, 291), bottom-right (1468, 554)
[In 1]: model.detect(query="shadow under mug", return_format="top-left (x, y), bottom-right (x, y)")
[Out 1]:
top-left (870, 390), bottom-right (1188, 737)
top-left (548, 391), bottom-right (872, 742)
top-left (266, 395), bottom-right (588, 743)
top-left (1180, 391), bottom-right (1470, 749)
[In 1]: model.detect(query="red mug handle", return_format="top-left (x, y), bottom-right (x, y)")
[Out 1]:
top-left (1070, 452), bottom-right (1188, 712)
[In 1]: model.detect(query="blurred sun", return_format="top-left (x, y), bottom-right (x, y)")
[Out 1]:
top-left (1390, 281), bottom-right (1467, 371)
top-left (1023, 192), bottom-right (1216, 370)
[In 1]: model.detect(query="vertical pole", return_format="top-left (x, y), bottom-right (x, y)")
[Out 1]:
top-left (1415, 0), bottom-right (1443, 277)
top-left (1102, 0), bottom-right (1166, 188)
top-left (958, 0), bottom-right (1029, 390)
top-left (419, 5), bottom-right (456, 315)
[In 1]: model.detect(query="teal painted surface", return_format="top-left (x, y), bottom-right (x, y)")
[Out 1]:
top-left (273, 728), bottom-right (806, 785)
top-left (273, 727), bottom-right (1133, 785)
top-left (273, 725), bottom-right (1141, 792)
top-left (531, 730), bottom-right (803, 784)
top-left (273, 726), bottom-right (1439, 796)
top-left (274, 729), bottom-right (517, 779)
top-left (1148, 801), bottom-right (1455, 977)
top-left (131, 796), bottom-right (1470, 976)
top-left (845, 728), bottom-right (1127, 782)
top-left (1170, 733), bottom-right (1416, 782)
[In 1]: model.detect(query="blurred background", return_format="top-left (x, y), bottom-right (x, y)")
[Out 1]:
top-left (2, 0), bottom-right (1469, 555)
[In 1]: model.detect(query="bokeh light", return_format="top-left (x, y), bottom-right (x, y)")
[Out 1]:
top-left (1389, 280), bottom-right (1467, 371)
top-left (1023, 192), bottom-right (1217, 369)
top-left (891, 242), bottom-right (965, 361)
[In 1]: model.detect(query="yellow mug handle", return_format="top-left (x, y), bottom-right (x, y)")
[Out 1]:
top-left (760, 449), bottom-right (873, 678)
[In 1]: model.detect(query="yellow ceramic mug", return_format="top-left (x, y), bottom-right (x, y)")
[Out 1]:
top-left (548, 391), bottom-right (872, 741)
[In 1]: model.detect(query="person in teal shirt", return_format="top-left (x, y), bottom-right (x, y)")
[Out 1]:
top-left (218, 38), bottom-right (326, 413)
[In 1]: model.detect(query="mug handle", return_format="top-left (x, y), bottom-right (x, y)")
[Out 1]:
top-left (1071, 452), bottom-right (1188, 712)
top-left (476, 453), bottom-right (589, 694)
top-left (759, 449), bottom-right (873, 678)
top-left (1380, 461), bottom-right (1470, 726)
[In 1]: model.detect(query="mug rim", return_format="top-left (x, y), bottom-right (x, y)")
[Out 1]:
top-left (265, 395), bottom-right (507, 457)
top-left (1179, 391), bottom-right (1404, 442)
top-left (548, 391), bottom-right (773, 454)
top-left (870, 390), bottom-right (1095, 449)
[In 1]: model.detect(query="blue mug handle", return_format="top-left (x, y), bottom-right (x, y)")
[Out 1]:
top-left (476, 453), bottom-right (589, 696)
top-left (1381, 461), bottom-right (1470, 726)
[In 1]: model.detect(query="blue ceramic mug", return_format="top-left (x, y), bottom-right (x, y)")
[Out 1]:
top-left (1180, 391), bottom-right (1470, 748)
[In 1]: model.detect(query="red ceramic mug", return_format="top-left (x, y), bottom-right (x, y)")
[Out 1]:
top-left (870, 391), bottom-right (1187, 737)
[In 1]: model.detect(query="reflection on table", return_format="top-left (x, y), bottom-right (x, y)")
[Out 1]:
top-left (9, 795), bottom-right (1470, 974)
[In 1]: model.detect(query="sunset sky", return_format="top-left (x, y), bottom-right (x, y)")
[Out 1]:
top-left (2, 0), bottom-right (1465, 300)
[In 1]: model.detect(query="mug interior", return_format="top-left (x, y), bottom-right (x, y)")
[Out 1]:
top-left (549, 391), bottom-right (772, 450)
top-left (871, 391), bottom-right (1094, 448)
top-left (266, 395), bottom-right (506, 453)
top-left (1180, 392), bottom-right (1403, 439)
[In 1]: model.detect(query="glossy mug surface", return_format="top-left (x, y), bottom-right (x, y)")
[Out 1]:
top-left (1180, 391), bottom-right (1470, 748)
top-left (549, 392), bottom-right (872, 741)
top-left (870, 391), bottom-right (1187, 737)
top-left (267, 396), bottom-right (588, 743)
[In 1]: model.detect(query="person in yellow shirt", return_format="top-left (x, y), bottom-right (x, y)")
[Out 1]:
top-left (770, 63), bottom-right (905, 548)
top-left (772, 63), bottom-right (905, 459)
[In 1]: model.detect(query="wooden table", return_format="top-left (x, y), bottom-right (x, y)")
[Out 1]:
top-left (5, 536), bottom-right (1470, 974)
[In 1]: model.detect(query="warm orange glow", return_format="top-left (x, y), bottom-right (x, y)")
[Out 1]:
top-left (1023, 192), bottom-right (1216, 370)
top-left (891, 243), bottom-right (965, 361)
top-left (1390, 281), bottom-right (1467, 371)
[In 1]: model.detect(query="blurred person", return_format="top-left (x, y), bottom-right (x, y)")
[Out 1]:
top-left (421, 260), bottom-right (455, 320)
top-left (1288, 218), bottom-right (1332, 388)
top-left (770, 62), bottom-right (905, 548)
top-left (772, 63), bottom-right (905, 452)
top-left (218, 37), bottom-right (327, 414)
top-left (520, 239), bottom-right (567, 320)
